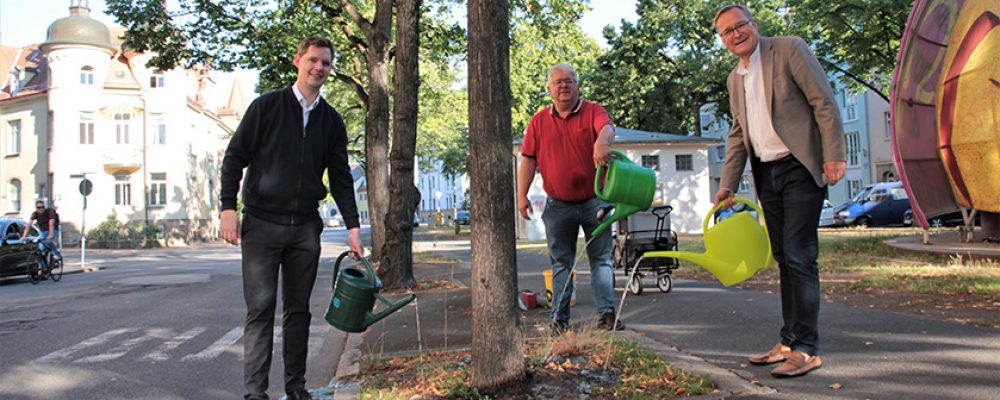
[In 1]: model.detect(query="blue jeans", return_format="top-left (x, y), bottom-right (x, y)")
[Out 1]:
top-left (542, 197), bottom-right (616, 322)
top-left (38, 230), bottom-right (62, 260)
top-left (754, 157), bottom-right (826, 356)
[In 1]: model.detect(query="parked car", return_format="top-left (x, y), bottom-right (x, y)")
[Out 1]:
top-left (834, 181), bottom-right (913, 227)
top-left (454, 210), bottom-right (470, 225)
top-left (326, 216), bottom-right (343, 227)
top-left (0, 218), bottom-right (40, 279)
top-left (925, 210), bottom-right (981, 227)
top-left (413, 213), bottom-right (421, 227)
top-left (818, 199), bottom-right (836, 227)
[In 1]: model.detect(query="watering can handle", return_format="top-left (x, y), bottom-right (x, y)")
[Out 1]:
top-left (594, 150), bottom-right (630, 201)
top-left (704, 198), bottom-right (768, 236)
top-left (332, 251), bottom-right (372, 293)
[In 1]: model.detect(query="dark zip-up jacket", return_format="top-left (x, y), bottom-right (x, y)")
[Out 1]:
top-left (220, 87), bottom-right (360, 229)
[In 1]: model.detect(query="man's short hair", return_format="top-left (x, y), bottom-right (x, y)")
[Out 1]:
top-left (35, 200), bottom-right (45, 208)
top-left (547, 64), bottom-right (579, 84)
top-left (297, 36), bottom-right (334, 56)
top-left (714, 4), bottom-right (753, 24)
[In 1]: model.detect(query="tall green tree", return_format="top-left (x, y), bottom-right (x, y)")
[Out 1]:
top-left (509, 0), bottom-right (602, 137)
top-left (784, 0), bottom-right (910, 101)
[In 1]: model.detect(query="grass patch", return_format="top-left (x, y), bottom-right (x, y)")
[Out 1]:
top-left (358, 325), bottom-right (715, 399)
top-left (413, 250), bottom-right (458, 264)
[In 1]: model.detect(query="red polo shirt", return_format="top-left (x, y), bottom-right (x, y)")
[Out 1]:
top-left (522, 100), bottom-right (613, 202)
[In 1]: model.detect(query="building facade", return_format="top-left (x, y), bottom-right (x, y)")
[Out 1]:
top-left (0, 1), bottom-right (246, 246)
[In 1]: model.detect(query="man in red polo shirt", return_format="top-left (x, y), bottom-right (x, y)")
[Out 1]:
top-left (517, 63), bottom-right (623, 333)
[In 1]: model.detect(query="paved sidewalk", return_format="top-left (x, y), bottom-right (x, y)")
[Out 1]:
top-left (326, 237), bottom-right (1000, 399)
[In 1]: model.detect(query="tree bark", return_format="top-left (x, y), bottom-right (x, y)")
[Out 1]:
top-left (342, 0), bottom-right (392, 264)
top-left (380, 0), bottom-right (421, 289)
top-left (468, 0), bottom-right (525, 389)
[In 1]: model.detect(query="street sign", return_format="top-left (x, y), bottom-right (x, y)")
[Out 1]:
top-left (79, 178), bottom-right (93, 196)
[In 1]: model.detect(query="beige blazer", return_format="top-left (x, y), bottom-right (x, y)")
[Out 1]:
top-left (721, 36), bottom-right (846, 192)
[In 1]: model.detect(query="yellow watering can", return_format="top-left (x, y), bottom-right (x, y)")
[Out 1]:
top-left (643, 198), bottom-right (774, 286)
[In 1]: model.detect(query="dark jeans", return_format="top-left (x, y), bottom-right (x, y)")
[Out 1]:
top-left (241, 213), bottom-right (323, 399)
top-left (541, 197), bottom-right (616, 322)
top-left (753, 157), bottom-right (825, 356)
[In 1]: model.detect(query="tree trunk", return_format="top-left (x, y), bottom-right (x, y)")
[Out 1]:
top-left (364, 0), bottom-right (393, 264)
top-left (468, 0), bottom-right (525, 389)
top-left (380, 0), bottom-right (420, 289)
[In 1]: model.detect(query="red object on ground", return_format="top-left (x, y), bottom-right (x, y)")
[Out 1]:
top-left (521, 290), bottom-right (537, 309)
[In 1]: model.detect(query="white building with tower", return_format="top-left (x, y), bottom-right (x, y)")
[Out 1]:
top-left (0, 1), bottom-right (247, 246)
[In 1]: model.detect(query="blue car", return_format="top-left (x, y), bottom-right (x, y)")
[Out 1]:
top-left (834, 182), bottom-right (913, 227)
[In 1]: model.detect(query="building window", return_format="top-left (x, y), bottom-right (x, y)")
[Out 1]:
top-left (675, 154), bottom-right (693, 171)
top-left (114, 112), bottom-right (131, 144)
top-left (6, 120), bottom-right (20, 156)
top-left (844, 92), bottom-right (858, 121)
top-left (80, 66), bottom-right (95, 85)
top-left (154, 118), bottom-right (167, 145)
top-left (150, 173), bottom-right (167, 206)
top-left (8, 179), bottom-right (21, 212)
top-left (641, 155), bottom-right (660, 171)
top-left (114, 174), bottom-right (132, 206)
top-left (150, 71), bottom-right (165, 88)
top-left (715, 145), bottom-right (726, 162)
top-left (846, 131), bottom-right (861, 166)
top-left (738, 175), bottom-right (751, 193)
top-left (79, 113), bottom-right (95, 144)
top-left (848, 179), bottom-right (863, 198)
top-left (884, 112), bottom-right (892, 140)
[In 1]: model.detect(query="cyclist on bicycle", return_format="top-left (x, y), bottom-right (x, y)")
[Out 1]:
top-left (23, 200), bottom-right (62, 260)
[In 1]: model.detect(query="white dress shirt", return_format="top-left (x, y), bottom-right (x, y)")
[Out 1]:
top-left (292, 84), bottom-right (322, 128)
top-left (736, 43), bottom-right (791, 162)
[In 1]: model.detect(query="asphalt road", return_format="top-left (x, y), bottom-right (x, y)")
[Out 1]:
top-left (0, 227), bottom-right (366, 400)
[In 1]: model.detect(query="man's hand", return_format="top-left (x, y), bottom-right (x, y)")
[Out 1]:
top-left (823, 160), bottom-right (846, 186)
top-left (517, 195), bottom-right (533, 220)
top-left (714, 188), bottom-right (735, 210)
top-left (593, 140), bottom-right (612, 166)
top-left (347, 227), bottom-right (364, 259)
top-left (220, 210), bottom-right (240, 245)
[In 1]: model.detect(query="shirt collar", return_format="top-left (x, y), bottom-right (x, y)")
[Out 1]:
top-left (550, 99), bottom-right (583, 117)
top-left (735, 42), bottom-right (761, 76)
top-left (292, 84), bottom-right (322, 110)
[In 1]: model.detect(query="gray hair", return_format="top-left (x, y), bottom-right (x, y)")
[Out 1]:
top-left (714, 4), bottom-right (753, 24)
top-left (547, 64), bottom-right (578, 83)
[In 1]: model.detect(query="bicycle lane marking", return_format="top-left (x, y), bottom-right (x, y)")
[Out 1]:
top-left (35, 328), bottom-right (136, 363)
top-left (142, 327), bottom-right (208, 361)
top-left (75, 329), bottom-right (164, 363)
top-left (181, 326), bottom-right (244, 361)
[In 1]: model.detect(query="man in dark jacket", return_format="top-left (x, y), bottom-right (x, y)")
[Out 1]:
top-left (220, 36), bottom-right (363, 400)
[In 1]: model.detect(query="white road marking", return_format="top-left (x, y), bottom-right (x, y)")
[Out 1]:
top-left (36, 328), bottom-right (136, 363)
top-left (182, 327), bottom-right (243, 361)
top-left (142, 327), bottom-right (207, 361)
top-left (75, 330), bottom-right (160, 363)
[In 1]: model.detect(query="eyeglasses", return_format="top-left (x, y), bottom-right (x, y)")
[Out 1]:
top-left (36, 206), bottom-right (44, 209)
top-left (549, 78), bottom-right (577, 86)
top-left (720, 20), bottom-right (752, 38)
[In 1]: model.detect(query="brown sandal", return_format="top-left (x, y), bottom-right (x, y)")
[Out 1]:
top-left (748, 343), bottom-right (791, 365)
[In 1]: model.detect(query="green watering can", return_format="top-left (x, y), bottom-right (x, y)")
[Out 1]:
top-left (325, 251), bottom-right (416, 333)
top-left (644, 198), bottom-right (775, 286)
top-left (593, 150), bottom-right (657, 236)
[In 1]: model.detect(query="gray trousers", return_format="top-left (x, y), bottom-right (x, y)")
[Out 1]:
top-left (241, 213), bottom-right (323, 399)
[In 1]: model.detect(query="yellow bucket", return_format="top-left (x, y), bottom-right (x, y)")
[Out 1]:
top-left (644, 198), bottom-right (774, 286)
top-left (543, 269), bottom-right (576, 306)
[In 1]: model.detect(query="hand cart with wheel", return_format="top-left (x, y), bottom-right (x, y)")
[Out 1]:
top-left (611, 204), bottom-right (678, 295)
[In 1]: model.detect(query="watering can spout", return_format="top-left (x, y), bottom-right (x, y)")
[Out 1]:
top-left (365, 293), bottom-right (416, 327)
top-left (644, 250), bottom-right (752, 287)
top-left (592, 204), bottom-right (641, 237)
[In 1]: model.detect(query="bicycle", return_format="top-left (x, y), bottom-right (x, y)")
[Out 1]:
top-left (27, 239), bottom-right (63, 284)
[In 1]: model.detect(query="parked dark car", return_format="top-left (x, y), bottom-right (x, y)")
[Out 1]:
top-left (834, 182), bottom-right (913, 227)
top-left (0, 217), bottom-right (41, 279)
top-left (454, 210), bottom-right (470, 225)
top-left (926, 210), bottom-right (981, 227)
top-left (713, 201), bottom-right (757, 223)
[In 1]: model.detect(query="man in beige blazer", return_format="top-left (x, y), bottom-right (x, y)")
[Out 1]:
top-left (713, 5), bottom-right (846, 378)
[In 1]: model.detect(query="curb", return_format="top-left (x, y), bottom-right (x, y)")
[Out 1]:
top-left (619, 331), bottom-right (777, 398)
top-left (329, 332), bottom-right (365, 400)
